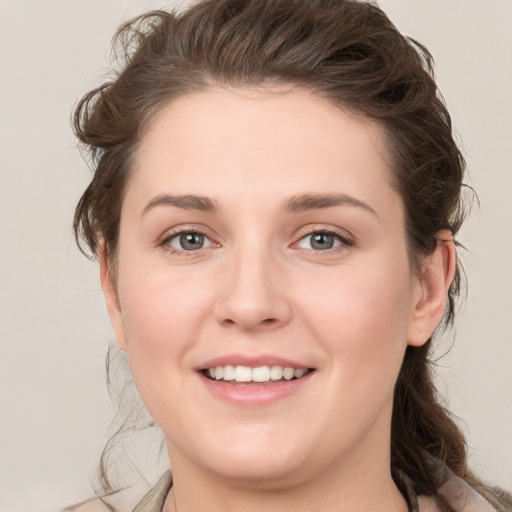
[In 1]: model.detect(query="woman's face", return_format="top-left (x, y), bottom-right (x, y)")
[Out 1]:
top-left (105, 87), bottom-right (428, 487)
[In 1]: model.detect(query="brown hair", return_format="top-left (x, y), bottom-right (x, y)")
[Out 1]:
top-left (73, 1), bottom-right (510, 510)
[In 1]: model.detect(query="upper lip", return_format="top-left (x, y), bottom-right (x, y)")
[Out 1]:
top-left (197, 354), bottom-right (312, 371)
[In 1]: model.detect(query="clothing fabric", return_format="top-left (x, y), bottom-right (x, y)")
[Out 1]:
top-left (131, 471), bottom-right (173, 512)
top-left (127, 467), bottom-right (498, 512)
top-left (62, 464), bottom-right (499, 512)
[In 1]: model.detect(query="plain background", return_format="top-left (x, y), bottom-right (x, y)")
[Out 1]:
top-left (0, 1), bottom-right (511, 511)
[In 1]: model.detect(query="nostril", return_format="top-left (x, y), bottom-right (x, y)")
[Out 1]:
top-left (215, 295), bottom-right (292, 331)
top-left (221, 316), bottom-right (278, 327)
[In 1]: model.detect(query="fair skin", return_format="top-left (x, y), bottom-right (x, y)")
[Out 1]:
top-left (100, 86), bottom-right (455, 512)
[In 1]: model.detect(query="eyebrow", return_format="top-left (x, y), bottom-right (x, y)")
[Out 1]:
top-left (142, 192), bottom-right (377, 217)
top-left (142, 194), bottom-right (220, 216)
top-left (282, 193), bottom-right (378, 217)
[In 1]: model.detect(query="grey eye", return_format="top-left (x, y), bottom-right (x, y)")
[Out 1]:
top-left (180, 233), bottom-right (204, 250)
top-left (169, 232), bottom-right (208, 251)
top-left (310, 233), bottom-right (335, 250)
top-left (296, 232), bottom-right (344, 251)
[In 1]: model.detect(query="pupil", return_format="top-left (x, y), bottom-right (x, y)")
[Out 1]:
top-left (180, 233), bottom-right (204, 250)
top-left (311, 233), bottom-right (334, 250)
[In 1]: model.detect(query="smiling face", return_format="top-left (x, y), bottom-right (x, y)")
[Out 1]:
top-left (103, 86), bottom-right (430, 490)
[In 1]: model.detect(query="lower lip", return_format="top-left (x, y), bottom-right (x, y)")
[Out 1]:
top-left (199, 372), bottom-right (314, 406)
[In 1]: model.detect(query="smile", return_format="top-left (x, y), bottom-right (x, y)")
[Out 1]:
top-left (204, 365), bottom-right (312, 383)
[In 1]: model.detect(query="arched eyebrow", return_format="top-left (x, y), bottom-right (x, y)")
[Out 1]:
top-left (142, 192), bottom-right (377, 217)
top-left (142, 194), bottom-right (220, 216)
top-left (282, 193), bottom-right (378, 217)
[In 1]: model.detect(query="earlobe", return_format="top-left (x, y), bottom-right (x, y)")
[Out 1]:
top-left (99, 245), bottom-right (128, 352)
top-left (407, 230), bottom-right (456, 347)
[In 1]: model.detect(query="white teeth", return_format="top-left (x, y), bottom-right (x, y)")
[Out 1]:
top-left (234, 365), bottom-right (252, 382)
top-left (223, 365), bottom-right (235, 381)
top-left (294, 369), bottom-right (304, 379)
top-left (283, 367), bottom-right (294, 380)
top-left (206, 365), bottom-right (309, 383)
top-left (252, 366), bottom-right (270, 382)
top-left (270, 365), bottom-right (283, 380)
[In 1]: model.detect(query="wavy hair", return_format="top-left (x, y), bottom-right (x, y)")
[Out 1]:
top-left (73, 1), bottom-right (511, 510)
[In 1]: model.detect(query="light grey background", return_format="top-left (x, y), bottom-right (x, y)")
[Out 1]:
top-left (0, 1), bottom-right (510, 511)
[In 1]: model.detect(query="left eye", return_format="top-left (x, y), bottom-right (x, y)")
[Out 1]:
top-left (296, 232), bottom-right (345, 251)
top-left (166, 232), bottom-right (213, 251)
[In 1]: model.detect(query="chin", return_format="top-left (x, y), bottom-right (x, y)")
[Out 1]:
top-left (204, 451), bottom-right (310, 489)
top-left (171, 424), bottom-right (316, 488)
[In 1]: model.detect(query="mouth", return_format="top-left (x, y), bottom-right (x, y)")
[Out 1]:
top-left (201, 365), bottom-right (315, 384)
top-left (197, 360), bottom-right (316, 405)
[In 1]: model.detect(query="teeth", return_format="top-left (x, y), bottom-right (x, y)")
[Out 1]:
top-left (252, 366), bottom-right (270, 382)
top-left (270, 365), bottom-right (283, 380)
top-left (283, 367), bottom-right (294, 380)
top-left (234, 365), bottom-right (252, 382)
top-left (206, 365), bottom-right (309, 383)
top-left (223, 365), bottom-right (235, 381)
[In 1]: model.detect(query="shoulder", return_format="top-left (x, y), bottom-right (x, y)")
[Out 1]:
top-left (58, 481), bottom-right (151, 512)
top-left (59, 471), bottom-right (173, 512)
top-left (438, 473), bottom-right (509, 512)
top-left (416, 471), bottom-right (504, 512)
top-left (397, 457), bottom-right (505, 512)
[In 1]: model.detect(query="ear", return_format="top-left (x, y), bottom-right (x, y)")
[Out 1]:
top-left (407, 230), bottom-right (456, 347)
top-left (99, 244), bottom-right (128, 352)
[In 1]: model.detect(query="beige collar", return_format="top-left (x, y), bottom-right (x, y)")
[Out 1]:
top-left (129, 468), bottom-right (496, 512)
top-left (61, 464), bottom-right (497, 512)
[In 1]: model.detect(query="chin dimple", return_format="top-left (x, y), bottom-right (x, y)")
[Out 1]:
top-left (203, 365), bottom-right (311, 383)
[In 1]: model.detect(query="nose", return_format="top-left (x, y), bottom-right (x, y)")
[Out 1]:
top-left (214, 246), bottom-right (292, 332)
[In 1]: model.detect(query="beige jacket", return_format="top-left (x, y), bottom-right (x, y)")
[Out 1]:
top-left (62, 468), bottom-right (501, 512)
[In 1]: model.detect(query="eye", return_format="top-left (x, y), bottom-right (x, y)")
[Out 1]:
top-left (165, 231), bottom-right (213, 251)
top-left (296, 231), bottom-right (349, 251)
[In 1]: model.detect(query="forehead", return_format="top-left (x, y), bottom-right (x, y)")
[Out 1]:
top-left (127, 86), bottom-right (398, 217)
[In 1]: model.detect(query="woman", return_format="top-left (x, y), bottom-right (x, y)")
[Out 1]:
top-left (68, 0), bottom-right (511, 511)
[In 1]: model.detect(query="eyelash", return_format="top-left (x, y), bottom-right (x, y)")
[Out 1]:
top-left (294, 228), bottom-right (354, 252)
top-left (160, 226), bottom-right (354, 255)
top-left (160, 228), bottom-right (216, 256)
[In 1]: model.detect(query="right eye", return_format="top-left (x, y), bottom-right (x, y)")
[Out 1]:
top-left (164, 231), bottom-right (214, 252)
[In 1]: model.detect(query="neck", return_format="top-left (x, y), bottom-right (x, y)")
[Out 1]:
top-left (164, 442), bottom-right (408, 512)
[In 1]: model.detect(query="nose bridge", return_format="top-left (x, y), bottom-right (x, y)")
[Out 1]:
top-left (215, 236), bottom-right (290, 331)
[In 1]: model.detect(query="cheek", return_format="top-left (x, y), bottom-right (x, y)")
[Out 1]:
top-left (115, 266), bottom-right (210, 395)
top-left (297, 259), bottom-right (413, 384)
top-left (115, 269), bottom-right (219, 437)
top-left (119, 266), bottom-right (207, 343)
